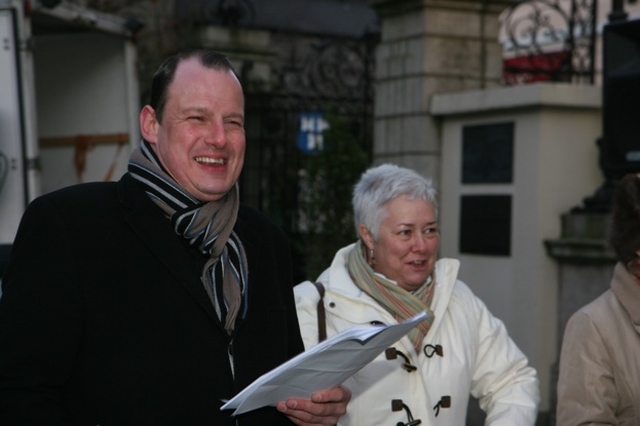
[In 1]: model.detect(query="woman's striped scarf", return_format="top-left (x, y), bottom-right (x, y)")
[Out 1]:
top-left (128, 140), bottom-right (248, 334)
top-left (347, 240), bottom-right (435, 353)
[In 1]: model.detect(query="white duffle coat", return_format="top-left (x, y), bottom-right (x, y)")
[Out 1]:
top-left (295, 244), bottom-right (540, 426)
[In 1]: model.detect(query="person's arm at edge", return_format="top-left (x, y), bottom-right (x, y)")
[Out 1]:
top-left (469, 287), bottom-right (540, 425)
top-left (556, 311), bottom-right (618, 425)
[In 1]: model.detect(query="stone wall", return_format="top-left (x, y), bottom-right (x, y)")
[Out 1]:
top-left (370, 0), bottom-right (510, 185)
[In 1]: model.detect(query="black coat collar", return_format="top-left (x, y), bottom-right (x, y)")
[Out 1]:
top-left (116, 173), bottom-right (222, 326)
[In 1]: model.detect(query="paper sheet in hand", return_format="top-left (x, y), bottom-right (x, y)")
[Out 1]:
top-left (220, 311), bottom-right (428, 416)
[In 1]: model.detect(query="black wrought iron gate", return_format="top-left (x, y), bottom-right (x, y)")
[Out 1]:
top-left (239, 36), bottom-right (376, 280)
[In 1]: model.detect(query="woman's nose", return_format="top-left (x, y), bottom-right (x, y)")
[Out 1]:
top-left (412, 235), bottom-right (428, 251)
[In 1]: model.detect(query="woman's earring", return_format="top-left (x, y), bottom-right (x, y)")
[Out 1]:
top-left (369, 248), bottom-right (376, 266)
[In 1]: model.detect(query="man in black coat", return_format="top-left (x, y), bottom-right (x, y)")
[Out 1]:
top-left (0, 49), bottom-right (349, 425)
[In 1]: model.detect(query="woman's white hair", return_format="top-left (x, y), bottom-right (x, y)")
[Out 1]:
top-left (352, 164), bottom-right (438, 240)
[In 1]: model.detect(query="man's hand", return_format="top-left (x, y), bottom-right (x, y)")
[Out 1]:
top-left (276, 385), bottom-right (351, 426)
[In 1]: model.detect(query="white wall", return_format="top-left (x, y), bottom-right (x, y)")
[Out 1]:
top-left (34, 32), bottom-right (139, 194)
top-left (432, 82), bottom-right (602, 412)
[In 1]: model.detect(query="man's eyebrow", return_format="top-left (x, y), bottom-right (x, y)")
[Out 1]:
top-left (183, 106), bottom-right (209, 114)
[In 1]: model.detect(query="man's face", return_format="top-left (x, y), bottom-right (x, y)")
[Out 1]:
top-left (140, 58), bottom-right (245, 202)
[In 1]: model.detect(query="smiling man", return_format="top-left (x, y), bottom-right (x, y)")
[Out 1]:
top-left (0, 49), bottom-right (349, 426)
top-left (140, 54), bottom-right (246, 202)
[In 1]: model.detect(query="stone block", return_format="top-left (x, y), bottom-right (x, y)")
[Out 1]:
top-left (375, 76), bottom-right (429, 116)
top-left (424, 37), bottom-right (483, 77)
top-left (374, 114), bottom-right (440, 156)
top-left (424, 74), bottom-right (487, 95)
top-left (372, 153), bottom-right (442, 190)
top-left (484, 42), bottom-right (505, 82)
top-left (401, 115), bottom-right (440, 152)
top-left (424, 9), bottom-right (482, 38)
top-left (482, 9), bottom-right (503, 40)
top-left (380, 9), bottom-right (427, 41)
top-left (561, 212), bottom-right (612, 240)
top-left (377, 39), bottom-right (428, 78)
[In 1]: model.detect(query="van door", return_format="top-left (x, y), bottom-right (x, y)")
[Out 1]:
top-left (0, 7), bottom-right (27, 248)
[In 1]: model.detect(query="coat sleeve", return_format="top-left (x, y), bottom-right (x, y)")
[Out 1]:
top-left (556, 310), bottom-right (618, 426)
top-left (466, 288), bottom-right (540, 425)
top-left (294, 280), bottom-right (351, 426)
top-left (0, 196), bottom-right (82, 424)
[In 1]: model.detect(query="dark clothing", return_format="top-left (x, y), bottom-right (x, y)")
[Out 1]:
top-left (0, 244), bottom-right (10, 279)
top-left (0, 173), bottom-right (303, 425)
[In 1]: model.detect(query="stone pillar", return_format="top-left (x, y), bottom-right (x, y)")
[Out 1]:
top-left (544, 212), bottom-right (616, 424)
top-left (370, 0), bottom-right (510, 184)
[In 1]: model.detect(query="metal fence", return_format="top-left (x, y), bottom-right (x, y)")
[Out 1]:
top-left (239, 35), bottom-right (376, 280)
top-left (501, 0), bottom-right (596, 84)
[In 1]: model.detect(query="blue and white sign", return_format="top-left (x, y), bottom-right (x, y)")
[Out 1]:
top-left (298, 112), bottom-right (329, 154)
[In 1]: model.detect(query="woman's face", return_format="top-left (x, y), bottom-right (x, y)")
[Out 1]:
top-left (361, 195), bottom-right (439, 292)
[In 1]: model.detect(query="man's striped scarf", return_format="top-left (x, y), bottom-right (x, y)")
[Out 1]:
top-left (128, 140), bottom-right (248, 333)
top-left (347, 240), bottom-right (435, 353)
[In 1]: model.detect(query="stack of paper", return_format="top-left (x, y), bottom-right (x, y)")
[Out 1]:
top-left (221, 311), bottom-right (428, 416)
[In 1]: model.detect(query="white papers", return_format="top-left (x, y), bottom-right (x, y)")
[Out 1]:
top-left (220, 311), bottom-right (428, 416)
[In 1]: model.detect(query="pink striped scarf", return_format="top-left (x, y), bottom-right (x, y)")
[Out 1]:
top-left (347, 240), bottom-right (435, 353)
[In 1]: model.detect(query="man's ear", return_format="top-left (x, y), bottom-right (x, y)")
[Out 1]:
top-left (358, 224), bottom-right (375, 250)
top-left (140, 105), bottom-right (159, 143)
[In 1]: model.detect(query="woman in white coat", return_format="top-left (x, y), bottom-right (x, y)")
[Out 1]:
top-left (295, 164), bottom-right (539, 425)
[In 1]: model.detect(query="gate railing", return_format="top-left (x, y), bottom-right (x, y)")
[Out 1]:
top-left (500, 0), bottom-right (597, 85)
